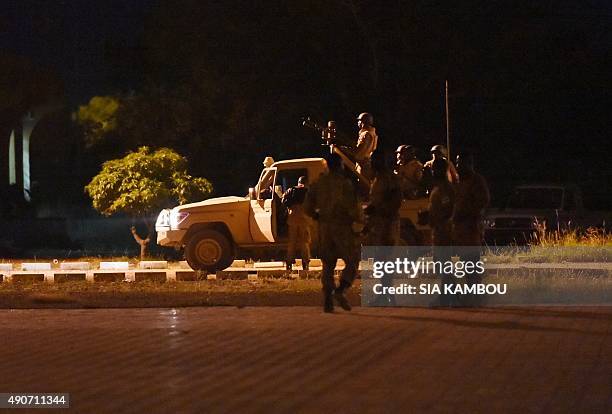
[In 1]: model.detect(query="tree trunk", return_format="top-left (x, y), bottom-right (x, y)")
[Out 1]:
top-left (130, 224), bottom-right (151, 261)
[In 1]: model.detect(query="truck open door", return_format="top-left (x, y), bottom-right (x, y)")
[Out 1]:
top-left (249, 167), bottom-right (277, 242)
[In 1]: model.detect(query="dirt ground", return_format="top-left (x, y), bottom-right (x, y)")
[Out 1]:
top-left (0, 279), bottom-right (361, 308)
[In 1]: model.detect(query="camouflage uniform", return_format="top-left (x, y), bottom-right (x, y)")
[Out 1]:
top-left (453, 172), bottom-right (490, 247)
top-left (354, 126), bottom-right (378, 179)
top-left (304, 171), bottom-right (361, 297)
top-left (366, 169), bottom-right (402, 306)
top-left (365, 171), bottom-right (402, 246)
top-left (282, 185), bottom-right (311, 269)
top-left (395, 158), bottom-right (423, 199)
top-left (423, 158), bottom-right (459, 185)
top-left (429, 179), bottom-right (456, 306)
top-left (453, 171), bottom-right (490, 305)
top-left (429, 180), bottom-right (455, 246)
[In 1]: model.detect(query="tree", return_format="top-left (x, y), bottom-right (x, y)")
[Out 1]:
top-left (76, 95), bottom-right (120, 148)
top-left (85, 146), bottom-right (213, 259)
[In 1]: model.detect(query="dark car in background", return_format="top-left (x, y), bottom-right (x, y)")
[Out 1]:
top-left (484, 184), bottom-right (611, 245)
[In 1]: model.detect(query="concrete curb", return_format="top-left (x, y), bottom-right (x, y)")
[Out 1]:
top-left (0, 261), bottom-right (609, 283)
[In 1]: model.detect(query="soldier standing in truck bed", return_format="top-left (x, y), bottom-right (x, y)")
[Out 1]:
top-left (353, 112), bottom-right (378, 180)
top-left (304, 153), bottom-right (362, 313)
top-left (423, 145), bottom-right (459, 190)
top-left (394, 145), bottom-right (423, 199)
top-left (282, 176), bottom-right (311, 272)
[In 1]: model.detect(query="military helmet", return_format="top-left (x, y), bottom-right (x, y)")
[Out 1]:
top-left (430, 144), bottom-right (448, 157)
top-left (356, 112), bottom-right (374, 126)
top-left (395, 144), bottom-right (414, 154)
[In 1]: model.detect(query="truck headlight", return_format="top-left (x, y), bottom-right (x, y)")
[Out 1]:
top-left (156, 209), bottom-right (171, 228)
top-left (170, 209), bottom-right (189, 229)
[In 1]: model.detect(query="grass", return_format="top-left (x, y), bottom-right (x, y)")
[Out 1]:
top-left (483, 227), bottom-right (612, 263)
top-left (531, 225), bottom-right (612, 247)
top-left (527, 227), bottom-right (611, 263)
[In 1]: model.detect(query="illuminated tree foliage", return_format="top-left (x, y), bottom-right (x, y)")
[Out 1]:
top-left (76, 96), bottom-right (120, 148)
top-left (85, 147), bottom-right (213, 258)
top-left (86, 146), bottom-right (212, 216)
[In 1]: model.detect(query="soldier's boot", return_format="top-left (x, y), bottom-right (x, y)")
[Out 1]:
top-left (323, 292), bottom-right (334, 313)
top-left (334, 280), bottom-right (352, 311)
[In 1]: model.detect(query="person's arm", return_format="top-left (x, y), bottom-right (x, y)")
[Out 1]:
top-left (368, 177), bottom-right (385, 211)
top-left (428, 189), bottom-right (441, 225)
top-left (353, 132), bottom-right (373, 161)
top-left (448, 162), bottom-right (459, 183)
top-left (414, 161), bottom-right (424, 182)
top-left (281, 188), bottom-right (293, 208)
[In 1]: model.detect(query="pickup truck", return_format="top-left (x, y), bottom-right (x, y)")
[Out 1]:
top-left (484, 184), bottom-right (611, 245)
top-left (155, 150), bottom-right (430, 272)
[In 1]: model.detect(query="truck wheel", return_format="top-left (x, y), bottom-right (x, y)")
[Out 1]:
top-left (185, 230), bottom-right (235, 272)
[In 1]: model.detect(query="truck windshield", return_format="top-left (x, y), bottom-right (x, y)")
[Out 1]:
top-left (507, 188), bottom-right (563, 209)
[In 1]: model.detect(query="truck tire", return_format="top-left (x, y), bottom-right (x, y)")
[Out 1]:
top-left (185, 229), bottom-right (235, 272)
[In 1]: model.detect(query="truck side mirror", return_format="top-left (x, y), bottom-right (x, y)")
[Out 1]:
top-left (249, 187), bottom-right (256, 200)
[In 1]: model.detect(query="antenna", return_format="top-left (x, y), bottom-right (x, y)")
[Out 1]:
top-left (445, 80), bottom-right (451, 161)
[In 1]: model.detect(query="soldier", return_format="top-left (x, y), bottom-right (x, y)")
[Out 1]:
top-left (365, 150), bottom-right (402, 306)
top-left (423, 145), bottom-right (459, 187)
top-left (354, 112), bottom-right (378, 180)
top-left (304, 153), bottom-right (362, 313)
top-left (394, 145), bottom-right (423, 199)
top-left (428, 158), bottom-right (456, 306)
top-left (453, 152), bottom-right (490, 306)
top-left (365, 150), bottom-right (402, 246)
top-left (282, 176), bottom-right (311, 272)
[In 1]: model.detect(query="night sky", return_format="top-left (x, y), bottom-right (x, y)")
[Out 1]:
top-left (2, 0), bottom-right (611, 208)
top-left (1, 0), bottom-right (154, 103)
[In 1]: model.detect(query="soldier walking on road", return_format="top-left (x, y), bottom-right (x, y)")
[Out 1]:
top-left (282, 176), bottom-right (311, 272)
top-left (354, 112), bottom-right (378, 180)
top-left (304, 153), bottom-right (362, 313)
top-left (429, 158), bottom-right (456, 306)
top-left (453, 152), bottom-right (490, 306)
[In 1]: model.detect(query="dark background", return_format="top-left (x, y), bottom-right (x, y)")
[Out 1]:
top-left (1, 0), bottom-right (611, 213)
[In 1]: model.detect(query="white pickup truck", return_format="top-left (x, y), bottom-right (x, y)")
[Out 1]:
top-left (155, 154), bottom-right (430, 272)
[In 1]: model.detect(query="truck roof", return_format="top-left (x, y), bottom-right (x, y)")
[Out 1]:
top-left (272, 157), bottom-right (325, 167)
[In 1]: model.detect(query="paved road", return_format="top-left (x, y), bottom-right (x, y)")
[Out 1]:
top-left (1, 307), bottom-right (610, 413)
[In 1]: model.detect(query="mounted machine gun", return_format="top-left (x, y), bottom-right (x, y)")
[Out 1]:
top-left (301, 117), bottom-right (370, 189)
